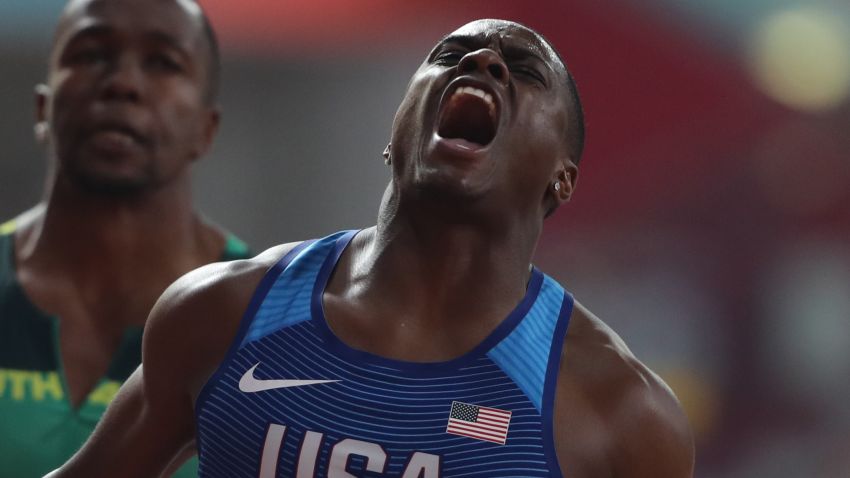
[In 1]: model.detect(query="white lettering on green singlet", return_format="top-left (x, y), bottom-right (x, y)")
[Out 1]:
top-left (6, 371), bottom-right (29, 400)
top-left (31, 370), bottom-right (63, 400)
top-left (88, 381), bottom-right (121, 406)
top-left (0, 369), bottom-right (64, 402)
top-left (0, 220), bottom-right (16, 235)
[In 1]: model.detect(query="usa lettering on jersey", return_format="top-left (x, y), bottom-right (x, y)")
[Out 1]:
top-left (260, 423), bottom-right (441, 477)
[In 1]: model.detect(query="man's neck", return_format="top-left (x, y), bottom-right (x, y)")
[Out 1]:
top-left (355, 204), bottom-right (541, 326)
top-left (14, 177), bottom-right (221, 286)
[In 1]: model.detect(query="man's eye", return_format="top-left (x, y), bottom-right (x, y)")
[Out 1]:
top-left (71, 49), bottom-right (109, 64)
top-left (434, 52), bottom-right (464, 65)
top-left (148, 55), bottom-right (182, 72)
top-left (510, 66), bottom-right (545, 84)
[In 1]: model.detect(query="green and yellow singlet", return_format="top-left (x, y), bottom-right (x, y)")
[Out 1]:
top-left (0, 220), bottom-right (251, 477)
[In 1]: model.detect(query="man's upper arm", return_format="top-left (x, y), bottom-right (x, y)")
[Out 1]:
top-left (46, 261), bottom-right (256, 477)
top-left (46, 244), bottom-right (300, 478)
top-left (555, 305), bottom-right (694, 478)
top-left (612, 365), bottom-right (695, 478)
top-left (45, 365), bottom-right (193, 477)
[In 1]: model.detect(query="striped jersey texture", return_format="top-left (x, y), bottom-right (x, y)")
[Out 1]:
top-left (195, 230), bottom-right (574, 477)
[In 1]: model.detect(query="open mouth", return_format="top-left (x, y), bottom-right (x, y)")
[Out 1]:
top-left (437, 85), bottom-right (498, 147)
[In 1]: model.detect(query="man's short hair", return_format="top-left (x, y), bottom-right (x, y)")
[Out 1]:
top-left (198, 7), bottom-right (220, 104)
top-left (535, 28), bottom-right (585, 165)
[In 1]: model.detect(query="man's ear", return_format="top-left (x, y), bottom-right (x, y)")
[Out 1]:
top-left (544, 158), bottom-right (579, 218)
top-left (194, 106), bottom-right (221, 159)
top-left (553, 159), bottom-right (578, 203)
top-left (34, 84), bottom-right (51, 144)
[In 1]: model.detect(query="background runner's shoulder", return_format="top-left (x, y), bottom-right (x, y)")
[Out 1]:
top-left (220, 234), bottom-right (252, 261)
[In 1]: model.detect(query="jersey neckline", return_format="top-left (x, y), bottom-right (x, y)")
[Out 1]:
top-left (0, 228), bottom-right (248, 412)
top-left (309, 230), bottom-right (545, 375)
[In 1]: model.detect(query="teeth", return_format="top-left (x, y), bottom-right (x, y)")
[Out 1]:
top-left (453, 86), bottom-right (496, 116)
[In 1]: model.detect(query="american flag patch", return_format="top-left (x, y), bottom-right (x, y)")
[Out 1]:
top-left (446, 401), bottom-right (512, 445)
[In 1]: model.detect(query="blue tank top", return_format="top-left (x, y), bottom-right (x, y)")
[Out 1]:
top-left (196, 230), bottom-right (574, 477)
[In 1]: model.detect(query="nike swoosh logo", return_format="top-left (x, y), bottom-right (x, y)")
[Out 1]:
top-left (238, 363), bottom-right (340, 393)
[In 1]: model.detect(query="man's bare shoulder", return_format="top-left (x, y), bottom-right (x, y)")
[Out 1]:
top-left (141, 242), bottom-right (304, 399)
top-left (149, 242), bottom-right (300, 314)
top-left (555, 301), bottom-right (694, 478)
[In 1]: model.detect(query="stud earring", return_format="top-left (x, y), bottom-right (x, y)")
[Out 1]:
top-left (554, 181), bottom-right (561, 192)
top-left (383, 143), bottom-right (391, 165)
top-left (34, 122), bottom-right (49, 143)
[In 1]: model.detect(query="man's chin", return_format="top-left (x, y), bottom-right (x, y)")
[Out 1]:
top-left (412, 168), bottom-right (491, 205)
top-left (416, 152), bottom-right (494, 198)
top-left (69, 170), bottom-right (157, 197)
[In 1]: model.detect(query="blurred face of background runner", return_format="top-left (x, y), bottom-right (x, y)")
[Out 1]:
top-left (38, 0), bottom-right (218, 196)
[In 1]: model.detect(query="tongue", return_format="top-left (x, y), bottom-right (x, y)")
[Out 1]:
top-left (438, 93), bottom-right (495, 146)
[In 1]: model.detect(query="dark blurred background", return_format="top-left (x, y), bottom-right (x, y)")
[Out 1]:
top-left (2, 1), bottom-right (849, 476)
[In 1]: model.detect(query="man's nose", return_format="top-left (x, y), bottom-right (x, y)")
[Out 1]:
top-left (101, 55), bottom-right (143, 102)
top-left (457, 49), bottom-right (509, 85)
